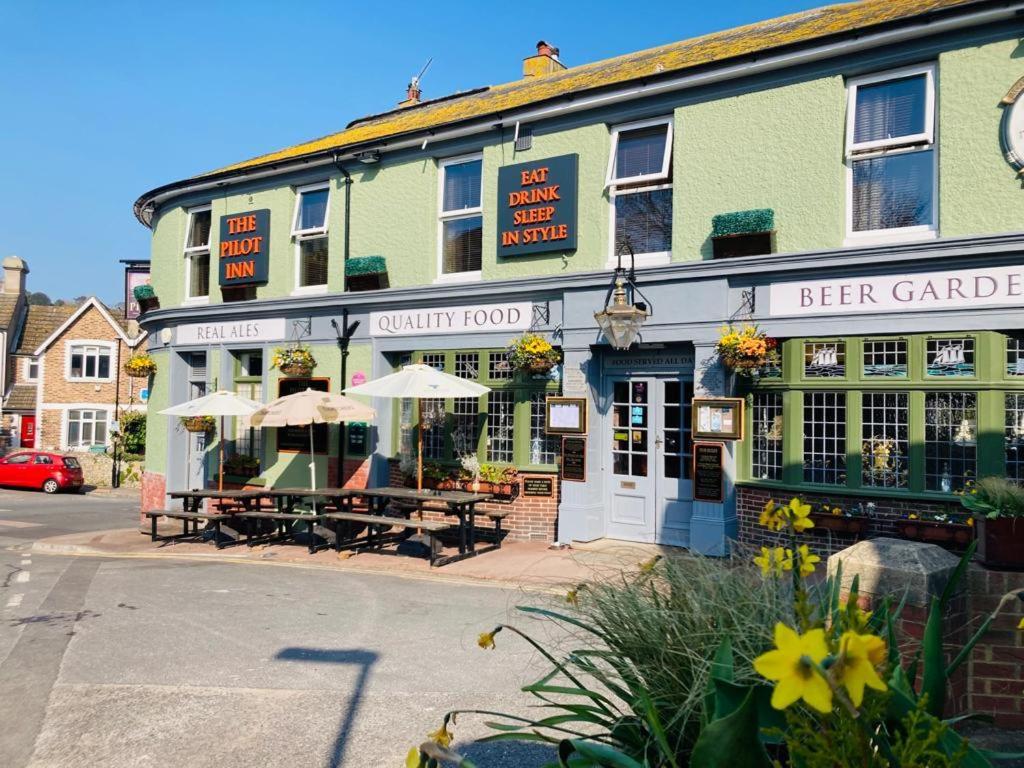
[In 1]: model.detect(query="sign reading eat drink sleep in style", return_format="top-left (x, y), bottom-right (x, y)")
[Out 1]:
top-left (497, 154), bottom-right (578, 257)
top-left (219, 209), bottom-right (270, 286)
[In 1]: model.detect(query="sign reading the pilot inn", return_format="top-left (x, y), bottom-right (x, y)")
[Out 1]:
top-left (218, 209), bottom-right (270, 286)
top-left (497, 154), bottom-right (578, 258)
top-left (770, 265), bottom-right (1024, 317)
top-left (370, 302), bottom-right (532, 337)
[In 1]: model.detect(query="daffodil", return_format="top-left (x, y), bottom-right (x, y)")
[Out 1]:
top-left (406, 747), bottom-right (423, 768)
top-left (477, 628), bottom-right (500, 650)
top-left (831, 507), bottom-right (842, 516)
top-left (427, 723), bottom-right (452, 748)
top-left (908, 513), bottom-right (918, 520)
top-left (565, 583), bottom-right (586, 606)
top-left (787, 497), bottom-right (814, 533)
top-left (759, 500), bottom-right (786, 532)
top-left (1017, 617), bottom-right (1024, 631)
top-left (755, 546), bottom-right (789, 577)
top-left (639, 555), bottom-right (662, 574)
top-left (834, 631), bottom-right (887, 707)
top-left (793, 544), bottom-right (821, 577)
top-left (967, 517), bottom-right (975, 527)
top-left (840, 597), bottom-right (873, 629)
top-left (753, 623), bottom-right (833, 713)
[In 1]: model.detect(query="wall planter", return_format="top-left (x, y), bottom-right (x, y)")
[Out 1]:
top-left (896, 519), bottom-right (974, 547)
top-left (181, 416), bottom-right (216, 434)
top-left (346, 256), bottom-right (389, 292)
top-left (711, 209), bottom-right (775, 259)
top-left (978, 517), bottom-right (1024, 570)
top-left (810, 512), bottom-right (870, 536)
top-left (133, 284), bottom-right (160, 313)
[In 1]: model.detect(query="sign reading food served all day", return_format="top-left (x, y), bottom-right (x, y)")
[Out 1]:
top-left (770, 264), bottom-right (1024, 317)
top-left (218, 209), bottom-right (270, 286)
top-left (497, 154), bottom-right (578, 257)
top-left (370, 302), bottom-right (532, 336)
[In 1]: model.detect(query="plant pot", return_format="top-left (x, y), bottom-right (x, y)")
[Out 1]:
top-left (524, 359), bottom-right (555, 375)
top-left (436, 478), bottom-right (457, 491)
top-left (978, 517), bottom-right (1024, 570)
top-left (810, 512), bottom-right (870, 536)
top-left (138, 296), bottom-right (160, 313)
top-left (182, 418), bottom-right (214, 434)
top-left (280, 363), bottom-right (313, 377)
top-left (124, 367), bottom-right (154, 379)
top-left (896, 519), bottom-right (974, 547)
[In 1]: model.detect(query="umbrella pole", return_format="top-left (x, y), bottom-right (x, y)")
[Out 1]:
top-left (309, 423), bottom-right (317, 514)
top-left (417, 404), bottom-right (424, 492)
top-left (218, 416), bottom-right (224, 493)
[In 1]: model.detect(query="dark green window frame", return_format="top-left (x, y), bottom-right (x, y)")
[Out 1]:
top-left (392, 349), bottom-right (561, 471)
top-left (739, 331), bottom-right (1024, 500)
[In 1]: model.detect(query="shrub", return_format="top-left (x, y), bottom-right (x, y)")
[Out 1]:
top-left (133, 284), bottom-right (155, 301)
top-left (960, 476), bottom-right (1024, 519)
top-left (119, 410), bottom-right (146, 455)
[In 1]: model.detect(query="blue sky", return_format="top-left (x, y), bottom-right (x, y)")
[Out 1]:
top-left (0, 0), bottom-right (822, 305)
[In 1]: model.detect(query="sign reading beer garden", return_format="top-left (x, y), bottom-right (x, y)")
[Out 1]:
top-left (497, 154), bottom-right (578, 257)
top-left (219, 209), bottom-right (270, 286)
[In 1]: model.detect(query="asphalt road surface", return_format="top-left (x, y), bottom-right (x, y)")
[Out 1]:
top-left (0, 489), bottom-right (557, 767)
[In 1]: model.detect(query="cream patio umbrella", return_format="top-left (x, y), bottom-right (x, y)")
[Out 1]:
top-left (159, 390), bottom-right (262, 492)
top-left (344, 364), bottom-right (490, 491)
top-left (249, 389), bottom-right (376, 511)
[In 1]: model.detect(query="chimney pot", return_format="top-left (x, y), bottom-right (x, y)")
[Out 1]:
top-left (1, 256), bottom-right (28, 296)
top-left (399, 81), bottom-right (422, 108)
top-left (523, 40), bottom-right (566, 78)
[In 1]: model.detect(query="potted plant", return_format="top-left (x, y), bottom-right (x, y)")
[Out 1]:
top-left (421, 461), bottom-right (448, 490)
top-left (123, 352), bottom-right (157, 378)
top-left (459, 453), bottom-right (483, 492)
top-left (809, 501), bottom-right (871, 535)
top-left (180, 415), bottom-right (216, 434)
top-left (133, 284), bottom-right (160, 313)
top-left (896, 508), bottom-right (974, 547)
top-left (224, 453), bottom-right (260, 479)
top-left (960, 476), bottom-right (1024, 569)
top-left (506, 333), bottom-right (561, 376)
top-left (715, 323), bottom-right (779, 378)
top-left (272, 346), bottom-right (316, 377)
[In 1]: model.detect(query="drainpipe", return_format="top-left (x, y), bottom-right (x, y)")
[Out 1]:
top-left (333, 153), bottom-right (352, 293)
top-left (111, 345), bottom-right (122, 488)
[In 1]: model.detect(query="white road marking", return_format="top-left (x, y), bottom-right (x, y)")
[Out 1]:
top-left (0, 519), bottom-right (42, 529)
top-left (15, 571), bottom-right (29, 583)
top-left (6, 594), bottom-right (22, 608)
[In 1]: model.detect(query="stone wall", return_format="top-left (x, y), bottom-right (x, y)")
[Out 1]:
top-left (63, 451), bottom-right (144, 488)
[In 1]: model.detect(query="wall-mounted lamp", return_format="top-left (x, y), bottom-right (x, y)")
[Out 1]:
top-left (594, 240), bottom-right (650, 350)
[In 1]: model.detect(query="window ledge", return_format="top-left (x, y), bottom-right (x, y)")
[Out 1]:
top-left (843, 229), bottom-right (937, 248)
top-left (182, 296), bottom-right (210, 307)
top-left (433, 271), bottom-right (482, 285)
top-left (291, 285), bottom-right (329, 297)
top-left (605, 252), bottom-right (670, 270)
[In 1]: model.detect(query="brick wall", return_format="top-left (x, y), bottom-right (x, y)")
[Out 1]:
top-left (140, 471), bottom-right (166, 518)
top-left (967, 567), bottom-right (1024, 728)
top-left (387, 459), bottom-right (558, 542)
top-left (738, 484), bottom-right (967, 558)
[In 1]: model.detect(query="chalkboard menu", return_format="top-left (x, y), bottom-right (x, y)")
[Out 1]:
top-left (693, 441), bottom-right (724, 502)
top-left (346, 422), bottom-right (368, 455)
top-left (562, 437), bottom-right (586, 482)
top-left (523, 476), bottom-right (554, 497)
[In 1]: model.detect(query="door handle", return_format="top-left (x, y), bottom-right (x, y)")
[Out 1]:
top-left (654, 436), bottom-right (664, 448)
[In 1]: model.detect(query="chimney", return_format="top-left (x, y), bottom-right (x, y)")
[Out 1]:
top-left (523, 40), bottom-right (565, 78)
top-left (1, 256), bottom-right (28, 296)
top-left (399, 81), bottom-right (422, 108)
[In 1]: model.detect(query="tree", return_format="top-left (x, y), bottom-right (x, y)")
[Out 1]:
top-left (27, 292), bottom-right (51, 306)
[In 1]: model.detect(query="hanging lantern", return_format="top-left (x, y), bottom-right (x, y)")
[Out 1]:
top-left (595, 276), bottom-right (649, 350)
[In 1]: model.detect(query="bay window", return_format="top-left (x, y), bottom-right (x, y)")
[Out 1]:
top-left (67, 409), bottom-right (108, 449)
top-left (845, 65), bottom-right (936, 242)
top-left (184, 205), bottom-right (211, 301)
top-left (292, 183), bottom-right (330, 292)
top-left (438, 155), bottom-right (483, 281)
top-left (69, 344), bottom-right (112, 381)
top-left (606, 118), bottom-right (673, 266)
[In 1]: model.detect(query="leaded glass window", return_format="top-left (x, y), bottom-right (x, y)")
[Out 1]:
top-left (863, 339), bottom-right (907, 378)
top-left (454, 352), bottom-right (478, 380)
top-left (529, 393), bottom-right (560, 465)
top-left (803, 391), bottom-right (846, 485)
top-left (1008, 336), bottom-right (1024, 376)
top-left (487, 391), bottom-right (515, 462)
top-left (804, 342), bottom-right (845, 378)
top-left (452, 397), bottom-right (479, 456)
top-left (924, 392), bottom-right (976, 492)
top-left (421, 398), bottom-right (445, 459)
top-left (926, 338), bottom-right (974, 377)
top-left (421, 353), bottom-right (445, 371)
top-left (862, 392), bottom-right (909, 489)
top-left (1006, 393), bottom-right (1024, 482)
top-left (488, 351), bottom-right (513, 380)
top-left (752, 392), bottom-right (783, 481)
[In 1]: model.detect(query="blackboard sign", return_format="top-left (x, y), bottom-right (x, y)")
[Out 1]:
top-left (219, 209), bottom-right (270, 286)
top-left (693, 441), bottom-right (725, 503)
top-left (523, 476), bottom-right (554, 497)
top-left (497, 154), bottom-right (578, 258)
top-left (562, 437), bottom-right (586, 482)
top-left (346, 422), bottom-right (368, 455)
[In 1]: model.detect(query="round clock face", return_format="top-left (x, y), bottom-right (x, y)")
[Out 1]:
top-left (1003, 95), bottom-right (1024, 171)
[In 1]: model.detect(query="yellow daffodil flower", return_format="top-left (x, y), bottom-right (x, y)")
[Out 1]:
top-left (966, 517), bottom-right (975, 527)
top-left (1017, 617), bottom-right (1024, 631)
top-left (840, 597), bottom-right (873, 629)
top-left (908, 513), bottom-right (918, 520)
top-left (477, 629), bottom-right (499, 650)
top-left (427, 723), bottom-right (452, 748)
top-left (753, 623), bottom-right (833, 713)
top-left (787, 498), bottom-right (814, 533)
top-left (793, 544), bottom-right (821, 577)
top-left (835, 631), bottom-right (887, 707)
top-left (638, 555), bottom-right (662, 574)
top-left (755, 546), bottom-right (789, 577)
top-left (831, 507), bottom-right (842, 516)
top-left (759, 500), bottom-right (786, 532)
top-left (406, 747), bottom-right (422, 768)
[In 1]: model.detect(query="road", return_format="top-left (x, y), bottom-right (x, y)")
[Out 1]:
top-left (0, 489), bottom-right (557, 767)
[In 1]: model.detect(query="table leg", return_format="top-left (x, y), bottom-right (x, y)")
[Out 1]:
top-left (151, 514), bottom-right (157, 542)
top-left (467, 504), bottom-right (477, 553)
top-left (215, 520), bottom-right (223, 550)
top-left (455, 507), bottom-right (467, 555)
top-left (246, 517), bottom-right (253, 547)
top-left (183, 518), bottom-right (188, 537)
top-left (308, 519), bottom-right (316, 555)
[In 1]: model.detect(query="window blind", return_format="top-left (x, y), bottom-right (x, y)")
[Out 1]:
top-left (614, 188), bottom-right (672, 255)
top-left (299, 236), bottom-right (329, 286)
top-left (187, 210), bottom-right (212, 249)
top-left (614, 125), bottom-right (668, 180)
top-left (442, 217), bottom-right (482, 274)
top-left (853, 75), bottom-right (926, 144)
top-left (442, 160), bottom-right (482, 212)
top-left (189, 252), bottom-right (210, 297)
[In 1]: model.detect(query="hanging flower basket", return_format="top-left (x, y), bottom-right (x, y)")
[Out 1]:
top-left (181, 416), bottom-right (216, 434)
top-left (123, 352), bottom-right (157, 378)
top-left (506, 333), bottom-right (560, 375)
top-left (715, 323), bottom-right (780, 378)
top-left (272, 346), bottom-right (316, 377)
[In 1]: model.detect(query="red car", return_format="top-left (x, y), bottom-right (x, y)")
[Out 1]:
top-left (0, 451), bottom-right (84, 493)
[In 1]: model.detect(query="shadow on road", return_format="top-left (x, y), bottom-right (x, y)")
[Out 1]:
top-left (274, 647), bottom-right (378, 768)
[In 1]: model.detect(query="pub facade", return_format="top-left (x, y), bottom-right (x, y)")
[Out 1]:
top-left (135, 0), bottom-right (1024, 554)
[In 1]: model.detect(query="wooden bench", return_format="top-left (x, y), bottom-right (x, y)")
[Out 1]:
top-left (234, 511), bottom-right (325, 554)
top-left (145, 510), bottom-right (232, 549)
top-left (323, 511), bottom-right (450, 567)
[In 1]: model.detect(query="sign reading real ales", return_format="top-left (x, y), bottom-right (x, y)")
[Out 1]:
top-left (219, 209), bottom-right (270, 286)
top-left (497, 154), bottom-right (578, 257)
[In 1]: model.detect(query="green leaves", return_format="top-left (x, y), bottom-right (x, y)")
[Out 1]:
top-left (690, 688), bottom-right (772, 768)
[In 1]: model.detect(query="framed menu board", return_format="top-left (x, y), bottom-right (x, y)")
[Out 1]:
top-left (692, 397), bottom-right (744, 441)
top-left (561, 437), bottom-right (587, 482)
top-left (546, 396), bottom-right (588, 435)
top-left (693, 441), bottom-right (725, 503)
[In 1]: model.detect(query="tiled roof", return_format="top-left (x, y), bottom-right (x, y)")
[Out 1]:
top-left (5, 384), bottom-right (36, 412)
top-left (208, 0), bottom-right (979, 176)
top-left (16, 304), bottom-right (78, 354)
top-left (0, 294), bottom-right (21, 331)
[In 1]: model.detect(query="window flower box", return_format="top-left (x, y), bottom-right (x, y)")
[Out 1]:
top-left (346, 256), bottom-right (389, 292)
top-left (896, 518), bottom-right (974, 547)
top-left (711, 209), bottom-right (775, 259)
top-left (133, 284), bottom-right (160, 313)
top-left (809, 511), bottom-right (870, 536)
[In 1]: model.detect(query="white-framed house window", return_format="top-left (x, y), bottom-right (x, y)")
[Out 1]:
top-left (183, 204), bottom-right (212, 302)
top-left (606, 117), bottom-right (674, 268)
top-left (67, 342), bottom-right (114, 382)
top-left (437, 154), bottom-right (483, 283)
top-left (66, 408), bottom-right (109, 449)
top-left (845, 64), bottom-right (937, 244)
top-left (292, 182), bottom-right (330, 294)
top-left (23, 357), bottom-right (39, 382)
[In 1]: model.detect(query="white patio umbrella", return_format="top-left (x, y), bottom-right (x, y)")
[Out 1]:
top-left (159, 390), bottom-right (262, 492)
top-left (345, 364), bottom-right (490, 491)
top-left (250, 389), bottom-right (376, 510)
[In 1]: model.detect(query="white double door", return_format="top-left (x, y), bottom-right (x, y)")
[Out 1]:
top-left (606, 376), bottom-right (694, 546)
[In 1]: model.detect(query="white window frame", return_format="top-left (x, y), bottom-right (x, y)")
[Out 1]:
top-left (65, 340), bottom-right (116, 382)
top-left (183, 204), bottom-right (212, 305)
top-left (291, 182), bottom-right (331, 295)
top-left (436, 153), bottom-right (483, 284)
top-left (22, 357), bottom-right (38, 382)
top-left (64, 407), bottom-right (110, 450)
top-left (844, 63), bottom-right (937, 246)
top-left (606, 117), bottom-right (674, 268)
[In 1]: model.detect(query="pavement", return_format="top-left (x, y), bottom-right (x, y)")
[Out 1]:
top-left (0, 488), bottom-right (654, 768)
